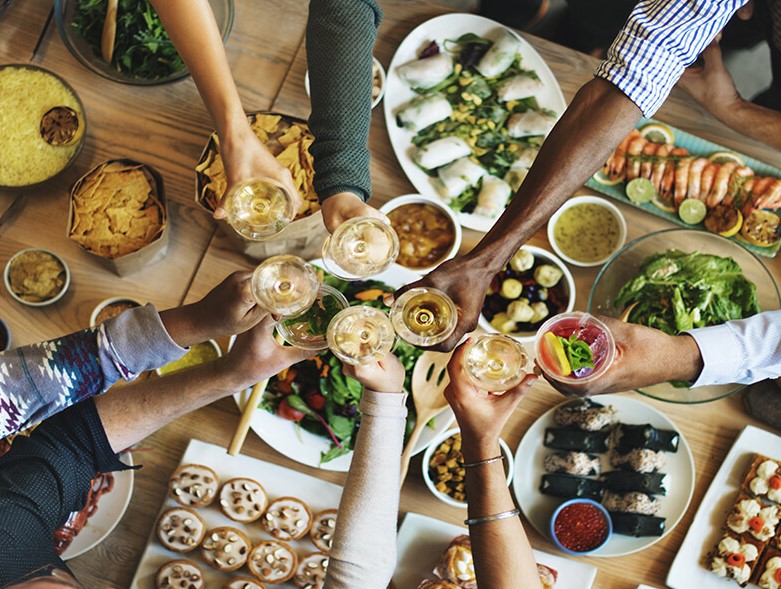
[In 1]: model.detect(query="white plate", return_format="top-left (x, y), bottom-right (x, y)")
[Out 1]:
top-left (383, 13), bottom-right (567, 234)
top-left (667, 424), bottom-right (781, 589)
top-left (129, 439), bottom-right (345, 588)
top-left (233, 260), bottom-right (454, 472)
top-left (513, 394), bottom-right (695, 557)
top-left (61, 452), bottom-right (134, 560)
top-left (394, 511), bottom-right (597, 589)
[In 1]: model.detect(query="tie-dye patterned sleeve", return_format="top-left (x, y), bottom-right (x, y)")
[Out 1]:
top-left (0, 304), bottom-right (186, 439)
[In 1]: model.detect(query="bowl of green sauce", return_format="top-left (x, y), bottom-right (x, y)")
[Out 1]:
top-left (548, 195), bottom-right (627, 267)
top-left (156, 340), bottom-right (222, 376)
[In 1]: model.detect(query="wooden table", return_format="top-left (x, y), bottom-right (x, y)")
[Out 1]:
top-left (2, 1), bottom-right (780, 588)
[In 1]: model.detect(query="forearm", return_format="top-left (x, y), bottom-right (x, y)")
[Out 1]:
top-left (707, 98), bottom-right (781, 151)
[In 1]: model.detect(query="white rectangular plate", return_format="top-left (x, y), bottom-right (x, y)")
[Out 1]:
top-left (667, 424), bottom-right (781, 589)
top-left (129, 439), bottom-right (343, 588)
top-left (394, 511), bottom-right (597, 588)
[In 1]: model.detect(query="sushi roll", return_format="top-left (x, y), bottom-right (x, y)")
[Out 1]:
top-left (613, 423), bottom-right (680, 453)
top-left (506, 110), bottom-right (557, 138)
top-left (436, 157), bottom-right (487, 199)
top-left (540, 473), bottom-right (603, 500)
top-left (609, 448), bottom-right (666, 473)
top-left (600, 470), bottom-right (668, 495)
top-left (727, 493), bottom-right (780, 543)
top-left (544, 427), bottom-right (610, 453)
top-left (707, 530), bottom-right (763, 587)
top-left (496, 73), bottom-right (543, 102)
top-left (554, 399), bottom-right (616, 431)
top-left (609, 512), bottom-right (666, 537)
top-left (602, 491), bottom-right (661, 515)
top-left (743, 454), bottom-right (781, 503)
top-left (475, 29), bottom-right (521, 78)
top-left (473, 175), bottom-right (512, 219)
top-left (414, 137), bottom-right (472, 170)
top-left (396, 94), bottom-right (453, 132)
top-left (398, 53), bottom-right (454, 91)
top-left (543, 451), bottom-right (601, 477)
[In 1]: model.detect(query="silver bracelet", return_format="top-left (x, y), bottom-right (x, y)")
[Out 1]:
top-left (464, 508), bottom-right (521, 526)
top-left (461, 455), bottom-right (503, 469)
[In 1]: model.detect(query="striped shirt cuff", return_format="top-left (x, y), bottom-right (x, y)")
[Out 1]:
top-left (686, 323), bottom-right (742, 387)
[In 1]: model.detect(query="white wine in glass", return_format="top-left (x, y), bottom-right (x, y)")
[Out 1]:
top-left (322, 217), bottom-right (399, 280)
top-left (390, 287), bottom-right (457, 347)
top-left (251, 255), bottom-right (320, 317)
top-left (225, 178), bottom-right (297, 240)
top-left (276, 284), bottom-right (349, 351)
top-left (327, 306), bottom-right (395, 365)
top-left (464, 334), bottom-right (528, 391)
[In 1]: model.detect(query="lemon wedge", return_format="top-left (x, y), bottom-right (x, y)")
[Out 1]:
top-left (640, 122), bottom-right (674, 145)
top-left (541, 332), bottom-right (572, 377)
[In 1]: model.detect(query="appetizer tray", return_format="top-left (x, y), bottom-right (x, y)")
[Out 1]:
top-left (514, 394), bottom-right (695, 557)
top-left (129, 439), bottom-right (343, 588)
top-left (394, 511), bottom-right (597, 589)
top-left (383, 13), bottom-right (566, 234)
top-left (586, 117), bottom-right (781, 258)
top-left (667, 424), bottom-right (781, 589)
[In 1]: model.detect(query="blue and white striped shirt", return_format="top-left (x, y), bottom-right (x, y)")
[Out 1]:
top-left (595, 0), bottom-right (749, 116)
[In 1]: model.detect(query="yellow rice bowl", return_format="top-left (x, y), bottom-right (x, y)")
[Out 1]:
top-left (0, 66), bottom-right (85, 187)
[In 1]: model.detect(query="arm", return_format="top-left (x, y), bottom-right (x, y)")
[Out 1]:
top-left (677, 42), bottom-right (781, 150)
top-left (444, 342), bottom-right (541, 589)
top-left (305, 0), bottom-right (388, 233)
top-left (324, 354), bottom-right (406, 589)
top-left (148, 0), bottom-right (300, 216)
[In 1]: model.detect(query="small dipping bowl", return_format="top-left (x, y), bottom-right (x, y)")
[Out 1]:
top-left (4, 248), bottom-right (71, 307)
top-left (0, 319), bottom-right (10, 351)
top-left (155, 340), bottom-right (222, 376)
top-left (90, 296), bottom-right (144, 326)
top-left (550, 498), bottom-right (613, 555)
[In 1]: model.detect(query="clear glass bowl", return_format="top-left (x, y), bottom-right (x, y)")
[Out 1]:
top-left (588, 228), bottom-right (780, 403)
top-left (54, 0), bottom-right (234, 85)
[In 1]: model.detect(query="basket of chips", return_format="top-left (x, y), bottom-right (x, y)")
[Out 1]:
top-left (68, 159), bottom-right (168, 276)
top-left (194, 111), bottom-right (326, 260)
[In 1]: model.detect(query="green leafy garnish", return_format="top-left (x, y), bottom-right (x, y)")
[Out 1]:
top-left (283, 293), bottom-right (343, 336)
top-left (557, 334), bottom-right (595, 372)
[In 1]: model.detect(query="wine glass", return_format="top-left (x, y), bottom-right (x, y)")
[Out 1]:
top-left (224, 177), bottom-right (297, 240)
top-left (390, 287), bottom-right (457, 347)
top-left (326, 306), bottom-right (395, 365)
top-left (321, 217), bottom-right (399, 280)
top-left (464, 334), bottom-right (528, 391)
top-left (276, 284), bottom-right (349, 351)
top-left (251, 255), bottom-right (320, 317)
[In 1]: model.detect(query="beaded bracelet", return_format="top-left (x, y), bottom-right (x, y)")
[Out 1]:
top-left (464, 508), bottom-right (521, 526)
top-left (461, 454), bottom-right (503, 468)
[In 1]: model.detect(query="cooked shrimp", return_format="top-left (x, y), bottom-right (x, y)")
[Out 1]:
top-left (698, 163), bottom-right (719, 201)
top-left (743, 176), bottom-right (775, 216)
top-left (640, 142), bottom-right (662, 180)
top-left (673, 156), bottom-right (693, 205)
top-left (606, 129), bottom-right (641, 180)
top-left (650, 144), bottom-right (674, 193)
top-left (706, 162), bottom-right (738, 208)
top-left (685, 158), bottom-right (708, 201)
top-left (625, 135), bottom-right (648, 181)
top-left (722, 166), bottom-right (754, 206)
top-left (754, 178), bottom-right (781, 210)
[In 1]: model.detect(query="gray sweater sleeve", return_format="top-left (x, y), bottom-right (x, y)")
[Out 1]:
top-left (324, 388), bottom-right (407, 589)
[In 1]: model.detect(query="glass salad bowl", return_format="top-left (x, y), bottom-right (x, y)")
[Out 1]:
top-left (588, 228), bottom-right (780, 403)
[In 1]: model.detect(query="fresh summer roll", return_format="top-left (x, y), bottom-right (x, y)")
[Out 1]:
top-left (396, 94), bottom-right (453, 132)
top-left (436, 157), bottom-right (487, 199)
top-left (413, 136), bottom-right (472, 170)
top-left (475, 29), bottom-right (521, 78)
top-left (496, 74), bottom-right (543, 102)
top-left (474, 175), bottom-right (512, 218)
top-left (507, 110), bottom-right (557, 137)
top-left (397, 53), bottom-right (454, 90)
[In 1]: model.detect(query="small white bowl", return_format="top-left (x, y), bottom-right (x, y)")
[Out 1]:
top-left (90, 296), bottom-right (144, 326)
top-left (304, 56), bottom-right (386, 110)
top-left (422, 427), bottom-right (514, 509)
top-left (4, 248), bottom-right (70, 307)
top-left (478, 245), bottom-right (576, 343)
top-left (155, 339), bottom-right (222, 376)
top-left (379, 193), bottom-right (462, 274)
top-left (547, 194), bottom-right (627, 267)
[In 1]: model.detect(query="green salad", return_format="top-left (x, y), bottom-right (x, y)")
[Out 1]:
top-left (615, 250), bottom-right (760, 335)
top-left (260, 272), bottom-right (424, 464)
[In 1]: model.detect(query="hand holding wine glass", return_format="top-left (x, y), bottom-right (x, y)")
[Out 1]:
top-left (320, 191), bottom-right (389, 234)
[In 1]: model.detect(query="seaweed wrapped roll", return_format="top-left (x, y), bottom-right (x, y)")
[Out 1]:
top-left (600, 470), bottom-right (668, 495)
top-left (540, 474), bottom-right (604, 500)
top-left (544, 427), bottom-right (610, 453)
top-left (609, 512), bottom-right (666, 537)
top-left (554, 399), bottom-right (616, 431)
top-left (613, 423), bottom-right (679, 453)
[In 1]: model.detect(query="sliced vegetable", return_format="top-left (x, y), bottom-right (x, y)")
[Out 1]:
top-left (541, 331), bottom-right (572, 376)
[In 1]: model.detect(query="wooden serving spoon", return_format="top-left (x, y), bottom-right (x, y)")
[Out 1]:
top-left (101, 0), bottom-right (118, 64)
top-left (619, 301), bottom-right (639, 322)
top-left (399, 350), bottom-right (453, 485)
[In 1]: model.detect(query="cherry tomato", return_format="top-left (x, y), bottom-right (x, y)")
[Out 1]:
top-left (306, 393), bottom-right (326, 411)
top-left (277, 398), bottom-right (305, 422)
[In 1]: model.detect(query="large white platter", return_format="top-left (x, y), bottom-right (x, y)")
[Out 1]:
top-left (513, 394), bottom-right (695, 557)
top-left (62, 452), bottom-right (134, 560)
top-left (383, 13), bottom-right (567, 233)
top-left (667, 424), bottom-right (781, 589)
top-left (233, 259), bottom-right (454, 472)
top-left (130, 438), bottom-right (344, 588)
top-left (394, 511), bottom-right (597, 588)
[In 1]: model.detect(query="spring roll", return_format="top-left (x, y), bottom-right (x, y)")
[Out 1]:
top-left (397, 53), bottom-right (454, 90)
top-left (474, 175), bottom-right (512, 218)
top-left (475, 29), bottom-right (522, 78)
top-left (396, 93), bottom-right (453, 132)
top-left (414, 136), bottom-right (472, 170)
top-left (436, 157), bottom-right (487, 199)
top-left (507, 110), bottom-right (557, 138)
top-left (496, 74), bottom-right (543, 101)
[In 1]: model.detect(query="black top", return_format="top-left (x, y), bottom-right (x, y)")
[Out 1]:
top-left (0, 399), bottom-right (131, 587)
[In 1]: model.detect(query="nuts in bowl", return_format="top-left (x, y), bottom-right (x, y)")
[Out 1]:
top-left (4, 248), bottom-right (70, 307)
top-left (478, 245), bottom-right (575, 343)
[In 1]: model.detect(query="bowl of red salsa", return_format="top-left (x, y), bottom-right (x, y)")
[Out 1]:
top-left (550, 498), bottom-right (612, 555)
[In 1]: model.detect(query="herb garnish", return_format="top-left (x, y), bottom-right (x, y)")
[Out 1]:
top-left (557, 334), bottom-right (594, 372)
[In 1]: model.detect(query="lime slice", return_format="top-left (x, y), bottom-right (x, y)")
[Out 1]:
top-left (592, 169), bottom-right (624, 186)
top-left (678, 198), bottom-right (707, 225)
top-left (626, 178), bottom-right (655, 204)
top-left (640, 123), bottom-right (674, 144)
top-left (708, 151), bottom-right (745, 166)
top-left (541, 332), bottom-right (572, 377)
top-left (651, 194), bottom-right (677, 214)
